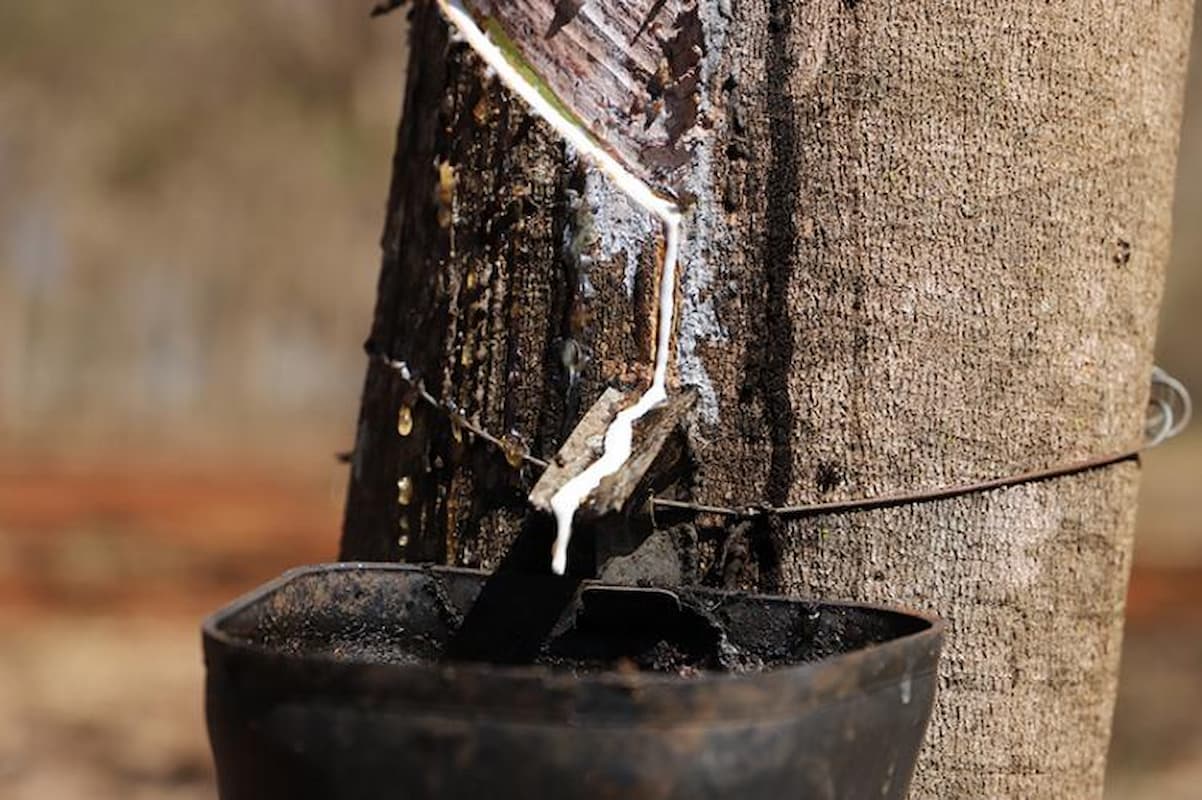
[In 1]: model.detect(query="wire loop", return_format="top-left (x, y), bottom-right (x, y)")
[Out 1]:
top-left (1147, 366), bottom-right (1192, 447)
top-left (366, 347), bottom-right (1191, 522)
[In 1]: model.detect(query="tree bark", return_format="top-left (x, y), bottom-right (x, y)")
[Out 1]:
top-left (342, 1), bottom-right (1194, 796)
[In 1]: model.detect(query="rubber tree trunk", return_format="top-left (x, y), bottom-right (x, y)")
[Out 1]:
top-left (342, 1), bottom-right (1194, 796)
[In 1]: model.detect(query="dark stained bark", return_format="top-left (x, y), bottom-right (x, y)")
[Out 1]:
top-left (343, 1), bottom-right (1195, 796)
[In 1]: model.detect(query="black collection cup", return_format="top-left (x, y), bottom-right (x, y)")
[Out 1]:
top-left (203, 563), bottom-right (944, 800)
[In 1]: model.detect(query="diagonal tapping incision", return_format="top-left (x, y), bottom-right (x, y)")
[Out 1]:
top-left (434, 0), bottom-right (686, 574)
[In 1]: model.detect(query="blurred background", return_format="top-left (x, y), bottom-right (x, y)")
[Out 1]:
top-left (0, 2), bottom-right (1198, 798)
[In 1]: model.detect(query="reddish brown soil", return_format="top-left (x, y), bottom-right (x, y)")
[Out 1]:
top-left (0, 461), bottom-right (340, 617)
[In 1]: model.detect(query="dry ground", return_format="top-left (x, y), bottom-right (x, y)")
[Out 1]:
top-left (0, 457), bottom-right (342, 800)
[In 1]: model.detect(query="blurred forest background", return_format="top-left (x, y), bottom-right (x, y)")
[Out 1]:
top-left (0, 2), bottom-right (1199, 798)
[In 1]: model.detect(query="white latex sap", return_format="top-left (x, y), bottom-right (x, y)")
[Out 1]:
top-left (435, 0), bottom-right (684, 574)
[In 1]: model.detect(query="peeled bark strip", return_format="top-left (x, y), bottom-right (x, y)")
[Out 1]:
top-left (461, 0), bottom-right (701, 184)
top-left (528, 387), bottom-right (695, 518)
top-left (343, 1), bottom-right (1194, 796)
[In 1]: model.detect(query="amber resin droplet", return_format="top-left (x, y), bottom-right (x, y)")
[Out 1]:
top-left (397, 515), bottom-right (410, 550)
top-left (396, 404), bottom-right (413, 436)
top-left (501, 432), bottom-right (525, 468)
top-left (397, 476), bottom-right (414, 506)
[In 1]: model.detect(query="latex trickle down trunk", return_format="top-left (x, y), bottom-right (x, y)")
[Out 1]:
top-left (433, 0), bottom-right (685, 574)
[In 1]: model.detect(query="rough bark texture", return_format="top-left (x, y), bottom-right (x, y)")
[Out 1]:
top-left (342, 1), bottom-right (1194, 797)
